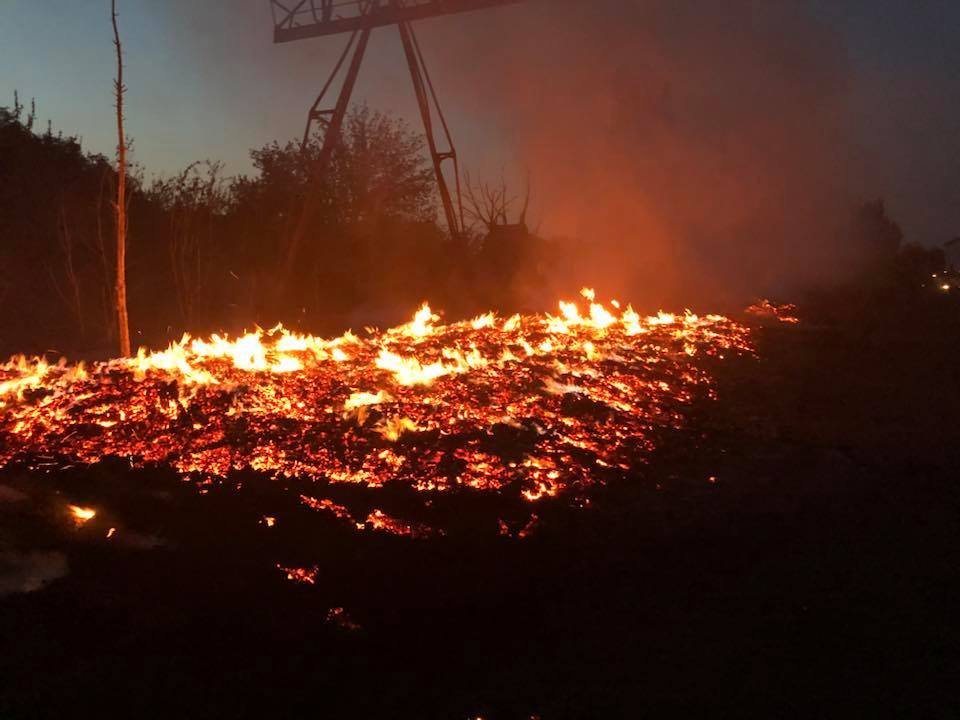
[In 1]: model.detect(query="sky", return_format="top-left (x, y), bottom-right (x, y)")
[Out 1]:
top-left (1, 0), bottom-right (959, 247)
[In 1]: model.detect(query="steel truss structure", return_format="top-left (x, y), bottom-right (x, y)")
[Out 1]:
top-left (269, 0), bottom-right (523, 272)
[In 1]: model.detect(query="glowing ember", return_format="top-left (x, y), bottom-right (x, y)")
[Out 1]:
top-left (745, 299), bottom-right (800, 324)
top-left (499, 513), bottom-right (540, 539)
top-left (1, 290), bottom-right (753, 532)
top-left (365, 508), bottom-right (438, 538)
top-left (68, 504), bottom-right (96, 525)
top-left (278, 564), bottom-right (319, 585)
top-left (301, 495), bottom-right (365, 529)
top-left (325, 607), bottom-right (361, 631)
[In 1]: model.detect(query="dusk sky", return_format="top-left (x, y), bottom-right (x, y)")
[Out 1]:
top-left (2, 0), bottom-right (958, 245)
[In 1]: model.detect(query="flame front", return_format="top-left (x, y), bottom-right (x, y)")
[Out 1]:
top-left (0, 291), bottom-right (752, 518)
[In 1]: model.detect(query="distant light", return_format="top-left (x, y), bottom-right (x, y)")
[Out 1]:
top-left (942, 284), bottom-right (951, 291)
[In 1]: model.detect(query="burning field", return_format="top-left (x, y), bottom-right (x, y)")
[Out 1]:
top-left (1, 289), bottom-right (754, 542)
top-left (3, 289), bottom-right (958, 720)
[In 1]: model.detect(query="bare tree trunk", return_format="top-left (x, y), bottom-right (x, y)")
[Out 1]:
top-left (112, 0), bottom-right (131, 357)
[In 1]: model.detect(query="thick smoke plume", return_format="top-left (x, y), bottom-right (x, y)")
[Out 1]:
top-left (154, 0), bottom-right (862, 309)
top-left (427, 0), bottom-right (858, 306)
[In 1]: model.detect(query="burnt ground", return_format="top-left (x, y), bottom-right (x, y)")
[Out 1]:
top-left (1, 301), bottom-right (959, 719)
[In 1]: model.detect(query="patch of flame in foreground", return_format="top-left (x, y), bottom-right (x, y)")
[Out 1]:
top-left (68, 504), bottom-right (96, 525)
top-left (1, 291), bottom-right (753, 533)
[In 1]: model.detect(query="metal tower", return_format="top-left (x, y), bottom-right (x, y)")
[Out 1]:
top-left (269, 0), bottom-right (524, 273)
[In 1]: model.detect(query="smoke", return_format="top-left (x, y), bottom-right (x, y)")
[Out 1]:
top-left (0, 484), bottom-right (27, 503)
top-left (0, 486), bottom-right (66, 595)
top-left (0, 550), bottom-right (68, 596)
top-left (424, 0), bottom-right (859, 306)
top-left (148, 0), bottom-right (863, 307)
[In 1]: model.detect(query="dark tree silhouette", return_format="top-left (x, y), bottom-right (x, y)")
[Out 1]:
top-left (852, 199), bottom-right (903, 269)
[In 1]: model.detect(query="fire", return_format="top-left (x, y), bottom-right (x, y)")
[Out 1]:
top-left (325, 607), bottom-right (361, 631)
top-left (745, 299), bottom-right (800, 324)
top-left (365, 509), bottom-right (437, 538)
top-left (277, 564), bottom-right (318, 585)
top-left (68, 504), bottom-right (96, 525)
top-left (1, 290), bottom-right (754, 533)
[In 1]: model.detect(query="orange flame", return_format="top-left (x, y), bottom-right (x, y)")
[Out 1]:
top-left (2, 290), bottom-right (758, 537)
top-left (68, 505), bottom-right (96, 526)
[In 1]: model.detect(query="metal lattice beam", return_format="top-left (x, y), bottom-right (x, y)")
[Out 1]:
top-left (273, 0), bottom-right (523, 274)
top-left (270, 0), bottom-right (524, 42)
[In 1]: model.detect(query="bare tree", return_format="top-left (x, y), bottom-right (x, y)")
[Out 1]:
top-left (111, 0), bottom-right (131, 356)
top-left (462, 170), bottom-right (530, 236)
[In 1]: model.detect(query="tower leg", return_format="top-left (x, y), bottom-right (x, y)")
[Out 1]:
top-left (398, 20), bottom-right (462, 239)
top-left (285, 26), bottom-right (372, 277)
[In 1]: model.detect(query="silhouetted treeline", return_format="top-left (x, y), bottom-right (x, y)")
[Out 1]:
top-left (0, 97), bottom-right (953, 358)
top-left (0, 101), bottom-right (566, 357)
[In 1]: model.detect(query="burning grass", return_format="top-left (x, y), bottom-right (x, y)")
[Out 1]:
top-left (0, 290), bottom-right (754, 536)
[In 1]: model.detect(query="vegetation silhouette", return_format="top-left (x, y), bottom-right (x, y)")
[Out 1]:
top-left (0, 95), bottom-right (954, 359)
